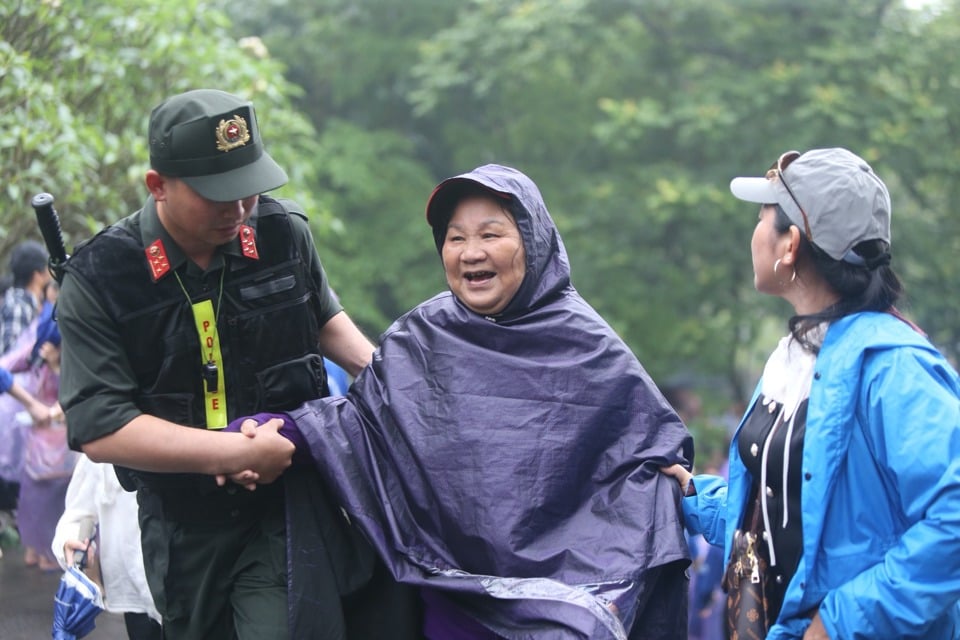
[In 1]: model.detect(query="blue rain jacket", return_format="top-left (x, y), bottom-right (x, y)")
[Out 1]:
top-left (289, 164), bottom-right (693, 639)
top-left (684, 311), bottom-right (960, 639)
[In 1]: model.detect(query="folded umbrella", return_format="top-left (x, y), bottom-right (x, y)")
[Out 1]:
top-left (52, 565), bottom-right (104, 640)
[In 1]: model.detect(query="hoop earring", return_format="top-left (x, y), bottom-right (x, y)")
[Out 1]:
top-left (773, 258), bottom-right (797, 283)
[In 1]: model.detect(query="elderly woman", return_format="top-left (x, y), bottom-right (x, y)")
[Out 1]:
top-left (663, 148), bottom-right (960, 639)
top-left (236, 164), bottom-right (693, 639)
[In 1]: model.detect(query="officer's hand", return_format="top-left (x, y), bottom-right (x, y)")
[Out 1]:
top-left (217, 469), bottom-right (259, 491)
top-left (217, 417), bottom-right (294, 487)
top-left (238, 419), bottom-right (259, 438)
top-left (216, 419), bottom-right (263, 489)
top-left (242, 417), bottom-right (294, 484)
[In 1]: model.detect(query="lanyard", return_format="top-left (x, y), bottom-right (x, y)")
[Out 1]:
top-left (174, 269), bottom-right (227, 429)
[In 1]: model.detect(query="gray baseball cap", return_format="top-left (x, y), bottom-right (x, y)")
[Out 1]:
top-left (730, 148), bottom-right (891, 261)
top-left (148, 89), bottom-right (288, 201)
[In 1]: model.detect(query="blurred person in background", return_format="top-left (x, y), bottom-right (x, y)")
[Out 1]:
top-left (0, 240), bottom-right (49, 354)
top-left (1, 280), bottom-right (75, 571)
top-left (0, 363), bottom-right (56, 558)
top-left (53, 454), bottom-right (162, 639)
top-left (0, 240), bottom-right (51, 547)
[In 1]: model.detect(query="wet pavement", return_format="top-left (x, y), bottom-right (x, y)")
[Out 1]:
top-left (0, 540), bottom-right (128, 639)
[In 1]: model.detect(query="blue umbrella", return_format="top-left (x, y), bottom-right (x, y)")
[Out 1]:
top-left (52, 565), bottom-right (104, 640)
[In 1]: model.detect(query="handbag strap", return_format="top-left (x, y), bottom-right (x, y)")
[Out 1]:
top-left (742, 487), bottom-right (764, 535)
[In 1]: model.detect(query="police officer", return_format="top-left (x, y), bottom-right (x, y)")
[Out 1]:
top-left (57, 89), bottom-right (415, 640)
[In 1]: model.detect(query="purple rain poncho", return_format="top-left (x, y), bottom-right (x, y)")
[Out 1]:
top-left (287, 164), bottom-right (693, 639)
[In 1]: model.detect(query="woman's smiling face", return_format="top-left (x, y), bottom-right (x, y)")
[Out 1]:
top-left (442, 196), bottom-right (526, 316)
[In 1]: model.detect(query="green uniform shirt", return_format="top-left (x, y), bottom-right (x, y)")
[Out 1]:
top-left (58, 196), bottom-right (341, 449)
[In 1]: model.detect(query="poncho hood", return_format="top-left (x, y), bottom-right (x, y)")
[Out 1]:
top-left (425, 163), bottom-right (569, 321)
top-left (290, 164), bottom-right (693, 639)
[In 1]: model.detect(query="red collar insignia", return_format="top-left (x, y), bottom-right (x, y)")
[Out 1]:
top-left (239, 225), bottom-right (259, 260)
top-left (145, 239), bottom-right (171, 281)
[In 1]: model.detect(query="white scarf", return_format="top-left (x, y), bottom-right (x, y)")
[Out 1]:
top-left (759, 328), bottom-right (822, 424)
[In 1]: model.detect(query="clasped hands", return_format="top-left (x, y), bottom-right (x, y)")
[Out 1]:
top-left (216, 415), bottom-right (294, 491)
top-left (216, 413), bottom-right (309, 490)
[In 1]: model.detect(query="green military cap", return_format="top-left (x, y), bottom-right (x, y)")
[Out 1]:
top-left (148, 89), bottom-right (288, 201)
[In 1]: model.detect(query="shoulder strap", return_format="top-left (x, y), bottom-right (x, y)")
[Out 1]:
top-left (258, 195), bottom-right (307, 222)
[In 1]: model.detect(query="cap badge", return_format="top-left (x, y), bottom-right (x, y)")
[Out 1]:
top-left (215, 115), bottom-right (251, 152)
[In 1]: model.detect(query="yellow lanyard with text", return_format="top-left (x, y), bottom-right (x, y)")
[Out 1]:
top-left (174, 268), bottom-right (228, 430)
top-left (189, 299), bottom-right (227, 429)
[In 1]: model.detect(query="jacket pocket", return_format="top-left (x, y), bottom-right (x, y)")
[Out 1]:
top-left (256, 353), bottom-right (328, 411)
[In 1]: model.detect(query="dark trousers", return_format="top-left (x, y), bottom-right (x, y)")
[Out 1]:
top-left (123, 612), bottom-right (161, 640)
top-left (0, 477), bottom-right (19, 511)
top-left (139, 499), bottom-right (288, 640)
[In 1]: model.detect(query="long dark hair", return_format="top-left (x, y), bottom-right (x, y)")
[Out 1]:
top-left (774, 206), bottom-right (903, 352)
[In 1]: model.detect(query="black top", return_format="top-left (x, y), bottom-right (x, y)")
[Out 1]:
top-left (738, 395), bottom-right (807, 595)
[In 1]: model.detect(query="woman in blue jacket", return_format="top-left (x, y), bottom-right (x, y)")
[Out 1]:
top-left (663, 147), bottom-right (960, 639)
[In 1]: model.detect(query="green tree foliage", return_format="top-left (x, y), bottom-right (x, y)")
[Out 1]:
top-left (228, 0), bottom-right (460, 332)
top-left (277, 0), bottom-right (960, 396)
top-left (0, 0), bottom-right (318, 257)
top-left (6, 0), bottom-right (960, 427)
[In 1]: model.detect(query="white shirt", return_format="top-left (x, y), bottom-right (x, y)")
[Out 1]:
top-left (52, 455), bottom-right (160, 621)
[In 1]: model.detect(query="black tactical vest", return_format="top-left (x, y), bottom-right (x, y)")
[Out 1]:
top-left (64, 197), bottom-right (328, 498)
